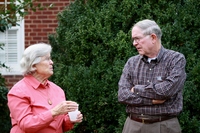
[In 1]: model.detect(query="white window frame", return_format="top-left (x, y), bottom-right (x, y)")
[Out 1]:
top-left (0, 0), bottom-right (24, 75)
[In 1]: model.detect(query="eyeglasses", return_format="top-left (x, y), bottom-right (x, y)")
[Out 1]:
top-left (132, 35), bottom-right (150, 43)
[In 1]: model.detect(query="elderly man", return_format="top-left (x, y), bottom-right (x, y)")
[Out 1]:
top-left (118, 19), bottom-right (186, 133)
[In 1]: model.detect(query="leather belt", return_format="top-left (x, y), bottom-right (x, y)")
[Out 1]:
top-left (129, 113), bottom-right (175, 124)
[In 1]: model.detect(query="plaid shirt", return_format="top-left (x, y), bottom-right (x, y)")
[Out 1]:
top-left (118, 46), bottom-right (186, 116)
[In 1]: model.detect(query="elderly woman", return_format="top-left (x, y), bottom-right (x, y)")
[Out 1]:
top-left (7, 43), bottom-right (83, 133)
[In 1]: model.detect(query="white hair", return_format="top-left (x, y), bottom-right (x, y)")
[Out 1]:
top-left (133, 19), bottom-right (162, 40)
top-left (20, 43), bottom-right (52, 75)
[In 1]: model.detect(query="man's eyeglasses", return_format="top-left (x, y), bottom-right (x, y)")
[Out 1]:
top-left (132, 35), bottom-right (150, 43)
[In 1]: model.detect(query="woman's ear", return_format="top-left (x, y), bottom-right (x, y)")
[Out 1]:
top-left (32, 64), bottom-right (37, 70)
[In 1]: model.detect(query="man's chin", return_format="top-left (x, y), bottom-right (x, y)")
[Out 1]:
top-left (138, 51), bottom-right (144, 55)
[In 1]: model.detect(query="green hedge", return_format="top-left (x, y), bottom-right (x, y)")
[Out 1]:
top-left (0, 45), bottom-right (11, 133)
top-left (47, 0), bottom-right (200, 132)
top-left (0, 74), bottom-right (11, 133)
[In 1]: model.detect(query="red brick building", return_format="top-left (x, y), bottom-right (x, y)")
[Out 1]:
top-left (1, 0), bottom-right (71, 89)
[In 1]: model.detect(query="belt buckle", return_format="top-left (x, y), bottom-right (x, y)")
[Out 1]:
top-left (142, 118), bottom-right (145, 123)
top-left (140, 117), bottom-right (150, 124)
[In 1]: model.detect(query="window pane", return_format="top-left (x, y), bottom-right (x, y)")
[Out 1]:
top-left (0, 0), bottom-right (16, 26)
top-left (0, 1), bottom-right (5, 14)
top-left (0, 0), bottom-right (24, 75)
top-left (0, 30), bottom-right (18, 64)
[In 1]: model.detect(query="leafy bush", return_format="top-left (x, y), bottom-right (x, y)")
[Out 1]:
top-left (49, 0), bottom-right (200, 132)
top-left (0, 44), bottom-right (11, 133)
top-left (0, 75), bottom-right (11, 133)
top-left (0, 0), bottom-right (53, 32)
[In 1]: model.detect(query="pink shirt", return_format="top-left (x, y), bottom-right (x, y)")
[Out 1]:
top-left (7, 75), bottom-right (74, 133)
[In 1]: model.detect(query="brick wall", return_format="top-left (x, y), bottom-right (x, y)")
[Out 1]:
top-left (3, 75), bottom-right (23, 90)
top-left (25, 0), bottom-right (71, 46)
top-left (4, 0), bottom-right (71, 89)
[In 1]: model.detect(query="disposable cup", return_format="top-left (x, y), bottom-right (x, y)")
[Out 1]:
top-left (68, 104), bottom-right (79, 121)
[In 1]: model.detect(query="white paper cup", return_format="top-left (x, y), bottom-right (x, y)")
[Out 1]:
top-left (69, 109), bottom-right (79, 121)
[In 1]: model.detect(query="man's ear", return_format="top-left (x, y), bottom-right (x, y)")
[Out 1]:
top-left (150, 33), bottom-right (157, 43)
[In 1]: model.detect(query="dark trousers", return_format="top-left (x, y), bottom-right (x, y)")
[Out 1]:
top-left (122, 116), bottom-right (181, 133)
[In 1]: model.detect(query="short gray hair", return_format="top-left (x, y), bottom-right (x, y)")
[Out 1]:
top-left (20, 43), bottom-right (52, 75)
top-left (133, 19), bottom-right (162, 40)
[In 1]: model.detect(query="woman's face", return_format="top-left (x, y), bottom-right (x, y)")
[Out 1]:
top-left (34, 53), bottom-right (54, 78)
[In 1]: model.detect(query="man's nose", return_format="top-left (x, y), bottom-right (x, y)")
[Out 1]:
top-left (133, 40), bottom-right (137, 46)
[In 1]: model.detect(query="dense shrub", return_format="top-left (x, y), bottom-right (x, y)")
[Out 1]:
top-left (0, 45), bottom-right (11, 133)
top-left (0, 74), bottom-right (11, 133)
top-left (49, 0), bottom-right (200, 132)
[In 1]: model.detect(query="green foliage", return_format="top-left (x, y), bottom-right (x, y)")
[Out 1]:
top-left (0, 0), bottom-right (53, 32)
top-left (0, 44), bottom-right (11, 132)
top-left (0, 44), bottom-right (10, 70)
top-left (0, 74), bottom-right (10, 133)
top-left (49, 0), bottom-right (200, 132)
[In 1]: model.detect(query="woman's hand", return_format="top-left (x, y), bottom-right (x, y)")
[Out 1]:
top-left (51, 101), bottom-right (78, 117)
top-left (70, 111), bottom-right (83, 123)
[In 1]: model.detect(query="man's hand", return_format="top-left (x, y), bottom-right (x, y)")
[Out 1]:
top-left (152, 99), bottom-right (166, 104)
top-left (131, 87), bottom-right (134, 93)
top-left (130, 87), bottom-right (165, 104)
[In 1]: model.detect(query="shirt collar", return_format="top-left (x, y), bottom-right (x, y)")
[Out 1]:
top-left (24, 75), bottom-right (50, 89)
top-left (141, 46), bottom-right (165, 63)
top-left (156, 45), bottom-right (166, 63)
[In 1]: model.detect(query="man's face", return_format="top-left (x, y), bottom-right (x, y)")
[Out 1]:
top-left (131, 26), bottom-right (155, 57)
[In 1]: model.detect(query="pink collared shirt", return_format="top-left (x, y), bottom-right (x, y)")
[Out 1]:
top-left (7, 75), bottom-right (74, 133)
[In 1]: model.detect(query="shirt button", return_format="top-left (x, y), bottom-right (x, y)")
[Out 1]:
top-left (149, 68), bottom-right (152, 70)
